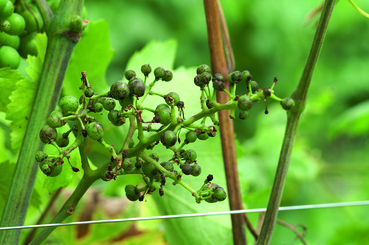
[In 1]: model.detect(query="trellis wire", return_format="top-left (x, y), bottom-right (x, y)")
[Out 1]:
top-left (1, 200), bottom-right (368, 231)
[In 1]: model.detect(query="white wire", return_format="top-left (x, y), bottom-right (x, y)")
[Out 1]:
top-left (1, 200), bottom-right (368, 231)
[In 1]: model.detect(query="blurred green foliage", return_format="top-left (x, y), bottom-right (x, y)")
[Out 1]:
top-left (0, 0), bottom-right (367, 244)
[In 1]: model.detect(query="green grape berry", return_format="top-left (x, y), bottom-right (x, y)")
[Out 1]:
top-left (0, 1), bottom-right (14, 21)
top-left (248, 80), bottom-right (259, 92)
top-left (2, 13), bottom-right (25, 35)
top-left (125, 185), bottom-right (139, 201)
top-left (20, 6), bottom-right (44, 33)
top-left (154, 67), bottom-right (165, 80)
top-left (185, 130), bottom-right (197, 143)
top-left (84, 87), bottom-right (94, 97)
top-left (183, 149), bottom-right (197, 162)
top-left (162, 70), bottom-right (173, 82)
top-left (142, 161), bottom-right (159, 178)
top-left (86, 121), bottom-right (104, 140)
top-left (156, 107), bottom-right (171, 125)
top-left (18, 32), bottom-right (37, 58)
top-left (56, 133), bottom-right (69, 147)
top-left (35, 151), bottom-right (47, 162)
top-left (160, 161), bottom-right (174, 172)
top-left (164, 92), bottom-right (180, 106)
top-left (47, 111), bottom-right (64, 128)
top-left (141, 64), bottom-right (151, 76)
top-left (241, 70), bottom-right (252, 82)
top-left (200, 72), bottom-right (212, 85)
top-left (124, 70), bottom-right (136, 81)
top-left (161, 130), bottom-right (177, 147)
top-left (197, 131), bottom-right (209, 141)
top-left (0, 32), bottom-right (19, 49)
top-left (102, 97), bottom-right (116, 111)
top-left (196, 64), bottom-right (211, 75)
top-left (237, 95), bottom-right (253, 111)
top-left (191, 164), bottom-right (201, 176)
top-left (108, 110), bottom-right (125, 126)
top-left (128, 79), bottom-right (145, 97)
top-left (212, 73), bottom-right (225, 91)
top-left (194, 74), bottom-right (205, 88)
top-left (280, 97), bottom-right (295, 110)
top-left (59, 95), bottom-right (79, 116)
top-left (39, 125), bottom-right (57, 144)
top-left (156, 103), bottom-right (170, 112)
top-left (213, 186), bottom-right (227, 201)
top-left (110, 81), bottom-right (130, 99)
top-left (239, 110), bottom-right (249, 120)
top-left (0, 46), bottom-right (20, 68)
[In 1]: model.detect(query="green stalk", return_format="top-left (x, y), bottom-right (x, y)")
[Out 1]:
top-left (0, 1), bottom-right (84, 244)
top-left (256, 0), bottom-right (336, 244)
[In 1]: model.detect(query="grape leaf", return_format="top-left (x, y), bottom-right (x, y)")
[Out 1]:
top-left (63, 20), bottom-right (114, 98)
top-left (0, 68), bottom-right (23, 112)
top-left (0, 162), bottom-right (15, 217)
top-left (5, 33), bottom-right (47, 150)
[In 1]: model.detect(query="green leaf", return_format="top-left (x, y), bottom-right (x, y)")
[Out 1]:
top-left (0, 68), bottom-right (23, 112)
top-left (0, 162), bottom-right (15, 216)
top-left (5, 33), bottom-right (47, 150)
top-left (63, 20), bottom-right (115, 98)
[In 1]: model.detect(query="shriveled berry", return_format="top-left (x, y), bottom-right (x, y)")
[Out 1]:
top-left (35, 151), bottom-right (47, 162)
top-left (181, 164), bottom-right (193, 175)
top-left (160, 130), bottom-right (177, 147)
top-left (40, 125), bottom-right (57, 144)
top-left (59, 95), bottom-right (79, 116)
top-left (129, 79), bottom-right (145, 97)
top-left (185, 130), bottom-right (197, 143)
top-left (237, 95), bottom-right (253, 111)
top-left (84, 87), bottom-right (94, 97)
top-left (102, 97), bottom-right (116, 111)
top-left (47, 111), bottom-right (64, 128)
top-left (161, 161), bottom-right (174, 172)
top-left (154, 67), bottom-right (165, 80)
top-left (85, 121), bottom-right (104, 140)
top-left (162, 70), bottom-right (173, 82)
top-left (196, 64), bottom-right (210, 75)
top-left (141, 64), bottom-right (151, 76)
top-left (281, 98), bottom-right (295, 110)
top-left (124, 70), bottom-right (136, 81)
top-left (110, 81), bottom-right (129, 99)
top-left (164, 92), bottom-right (180, 105)
top-left (191, 164), bottom-right (201, 176)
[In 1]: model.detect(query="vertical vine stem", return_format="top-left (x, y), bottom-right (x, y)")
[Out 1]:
top-left (256, 0), bottom-right (336, 244)
top-left (0, 1), bottom-right (84, 244)
top-left (203, 0), bottom-right (247, 244)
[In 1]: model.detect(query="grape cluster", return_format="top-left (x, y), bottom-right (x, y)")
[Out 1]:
top-left (0, 0), bottom-right (59, 68)
top-left (36, 64), bottom-right (294, 203)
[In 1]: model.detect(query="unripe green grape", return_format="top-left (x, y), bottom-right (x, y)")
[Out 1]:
top-left (35, 151), bottom-right (47, 162)
top-left (160, 161), bottom-right (174, 172)
top-left (212, 73), bottom-right (225, 91)
top-left (124, 70), bottom-right (136, 81)
top-left (84, 87), bottom-right (94, 97)
top-left (20, 6), bottom-right (44, 33)
top-left (141, 64), bottom-right (151, 76)
top-left (85, 121), bottom-right (104, 140)
top-left (119, 97), bottom-right (133, 109)
top-left (0, 32), bottom-right (19, 49)
top-left (194, 74), bottom-right (205, 88)
top-left (0, 0), bottom-right (7, 10)
top-left (181, 164), bottom-right (193, 175)
top-left (108, 110), bottom-right (125, 126)
top-left (248, 80), bottom-right (259, 92)
top-left (125, 185), bottom-right (139, 201)
top-left (110, 81), bottom-right (129, 99)
top-left (154, 67), bottom-right (165, 80)
top-left (59, 95), bottom-right (79, 116)
top-left (156, 103), bottom-right (170, 112)
top-left (162, 70), bottom-right (173, 82)
top-left (0, 46), bottom-right (20, 68)
top-left (185, 130), bottom-right (197, 143)
top-left (164, 92), bottom-right (180, 105)
top-left (0, 1), bottom-right (14, 21)
top-left (213, 186), bottom-right (227, 201)
top-left (191, 164), bottom-right (201, 176)
top-left (161, 130), bottom-right (176, 147)
top-left (93, 102), bottom-right (103, 112)
top-left (2, 13), bottom-right (25, 35)
top-left (183, 149), bottom-right (197, 162)
top-left (228, 70), bottom-right (242, 84)
top-left (196, 64), bottom-right (210, 75)
top-left (237, 95), bottom-right (253, 111)
top-left (18, 32), bottom-right (37, 58)
top-left (197, 131), bottom-right (209, 141)
top-left (142, 162), bottom-right (158, 178)
top-left (102, 97), bottom-right (115, 111)
top-left (280, 98), bottom-right (295, 110)
top-left (241, 70), bottom-right (252, 82)
top-left (39, 125), bottom-right (57, 144)
top-left (156, 108), bottom-right (171, 125)
top-left (56, 133), bottom-right (69, 147)
top-left (47, 111), bottom-right (64, 128)
top-left (239, 110), bottom-right (249, 120)
top-left (199, 72), bottom-right (212, 85)
top-left (128, 79), bottom-right (145, 97)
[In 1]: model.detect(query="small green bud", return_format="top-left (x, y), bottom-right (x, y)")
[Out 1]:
top-left (129, 79), bottom-right (145, 97)
top-left (161, 161), bottom-right (174, 172)
top-left (228, 71), bottom-right (242, 84)
top-left (125, 185), bottom-right (139, 201)
top-left (69, 15), bottom-right (83, 33)
top-left (239, 110), bottom-right (249, 120)
top-left (181, 164), bottom-right (193, 175)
